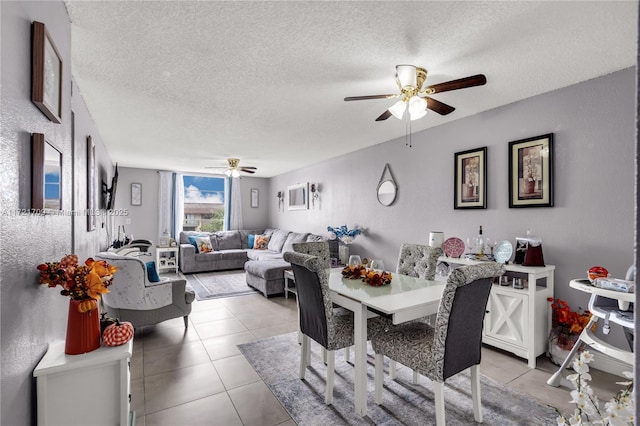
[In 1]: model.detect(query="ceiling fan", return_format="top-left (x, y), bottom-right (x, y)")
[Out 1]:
top-left (344, 65), bottom-right (486, 122)
top-left (206, 158), bottom-right (257, 177)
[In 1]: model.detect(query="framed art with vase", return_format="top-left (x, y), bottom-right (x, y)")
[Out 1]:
top-left (508, 133), bottom-right (554, 208)
top-left (454, 147), bottom-right (487, 209)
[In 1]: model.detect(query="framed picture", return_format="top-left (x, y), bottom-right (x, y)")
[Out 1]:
top-left (250, 188), bottom-right (259, 208)
top-left (32, 21), bottom-right (62, 123)
top-left (131, 183), bottom-right (142, 206)
top-left (87, 136), bottom-right (96, 231)
top-left (287, 182), bottom-right (309, 210)
top-left (454, 147), bottom-right (487, 209)
top-left (508, 133), bottom-right (554, 208)
top-left (31, 133), bottom-right (62, 211)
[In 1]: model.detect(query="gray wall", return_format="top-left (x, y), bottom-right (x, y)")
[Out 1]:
top-left (269, 68), bottom-right (635, 348)
top-left (1, 2), bottom-right (114, 424)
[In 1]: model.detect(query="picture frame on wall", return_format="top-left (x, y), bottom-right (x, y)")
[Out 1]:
top-left (131, 183), bottom-right (142, 206)
top-left (87, 136), bottom-right (96, 231)
top-left (454, 147), bottom-right (487, 209)
top-left (31, 133), bottom-right (62, 211)
top-left (32, 21), bottom-right (62, 123)
top-left (508, 133), bottom-right (554, 208)
top-left (250, 188), bottom-right (258, 208)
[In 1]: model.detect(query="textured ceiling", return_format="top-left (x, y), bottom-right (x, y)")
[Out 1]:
top-left (65, 1), bottom-right (638, 177)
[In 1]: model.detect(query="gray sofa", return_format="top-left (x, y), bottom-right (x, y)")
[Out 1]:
top-left (179, 228), bottom-right (326, 296)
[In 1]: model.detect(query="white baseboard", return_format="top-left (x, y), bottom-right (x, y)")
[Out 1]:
top-left (589, 348), bottom-right (633, 378)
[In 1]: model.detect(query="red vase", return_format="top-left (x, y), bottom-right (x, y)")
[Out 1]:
top-left (65, 299), bottom-right (101, 355)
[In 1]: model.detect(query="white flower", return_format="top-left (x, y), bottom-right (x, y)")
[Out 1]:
top-left (572, 358), bottom-right (590, 374)
top-left (579, 351), bottom-right (594, 363)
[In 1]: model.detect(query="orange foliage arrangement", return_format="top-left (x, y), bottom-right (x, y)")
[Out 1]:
top-left (341, 265), bottom-right (392, 286)
top-left (547, 297), bottom-right (592, 350)
top-left (37, 254), bottom-right (118, 312)
top-left (342, 265), bottom-right (366, 279)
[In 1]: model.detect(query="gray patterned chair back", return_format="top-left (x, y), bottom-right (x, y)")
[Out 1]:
top-left (292, 241), bottom-right (331, 269)
top-left (283, 251), bottom-right (336, 349)
top-left (433, 262), bottom-right (505, 381)
top-left (396, 243), bottom-right (443, 280)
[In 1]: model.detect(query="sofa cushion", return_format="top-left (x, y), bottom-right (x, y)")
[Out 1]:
top-left (281, 232), bottom-right (309, 254)
top-left (146, 261), bottom-right (161, 282)
top-left (239, 229), bottom-right (265, 249)
top-left (215, 231), bottom-right (242, 250)
top-left (245, 260), bottom-right (290, 280)
top-left (267, 229), bottom-right (290, 252)
top-left (193, 236), bottom-right (214, 253)
top-left (194, 250), bottom-right (247, 262)
top-left (246, 249), bottom-right (283, 261)
top-left (180, 231), bottom-right (211, 245)
top-left (254, 235), bottom-right (270, 250)
top-left (306, 234), bottom-right (325, 242)
top-left (248, 234), bottom-right (256, 249)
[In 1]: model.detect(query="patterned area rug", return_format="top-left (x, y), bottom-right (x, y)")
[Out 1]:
top-left (239, 332), bottom-right (557, 426)
top-left (184, 270), bottom-right (258, 300)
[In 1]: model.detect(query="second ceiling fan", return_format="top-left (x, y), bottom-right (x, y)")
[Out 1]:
top-left (344, 65), bottom-right (486, 122)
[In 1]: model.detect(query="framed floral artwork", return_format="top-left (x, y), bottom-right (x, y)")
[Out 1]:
top-left (454, 147), bottom-right (487, 209)
top-left (508, 133), bottom-right (554, 208)
top-left (32, 21), bottom-right (62, 123)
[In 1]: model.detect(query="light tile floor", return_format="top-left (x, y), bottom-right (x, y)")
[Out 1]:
top-left (131, 291), bottom-right (623, 425)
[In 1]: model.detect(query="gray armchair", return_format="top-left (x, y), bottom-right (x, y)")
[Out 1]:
top-left (95, 252), bottom-right (195, 328)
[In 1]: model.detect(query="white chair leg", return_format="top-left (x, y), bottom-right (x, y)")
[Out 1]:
top-left (325, 350), bottom-right (335, 405)
top-left (374, 353), bottom-right (384, 404)
top-left (471, 365), bottom-right (483, 423)
top-left (299, 335), bottom-right (309, 379)
top-left (345, 346), bottom-right (350, 363)
top-left (433, 381), bottom-right (445, 426)
top-left (323, 347), bottom-right (328, 364)
top-left (389, 359), bottom-right (397, 380)
top-left (413, 371), bottom-right (419, 385)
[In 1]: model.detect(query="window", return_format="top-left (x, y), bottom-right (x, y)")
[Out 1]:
top-left (182, 175), bottom-right (226, 232)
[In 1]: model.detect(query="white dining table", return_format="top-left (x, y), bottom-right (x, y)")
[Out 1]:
top-left (327, 269), bottom-right (445, 417)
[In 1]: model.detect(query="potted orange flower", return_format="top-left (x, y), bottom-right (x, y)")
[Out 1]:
top-left (547, 297), bottom-right (593, 365)
top-left (37, 254), bottom-right (118, 354)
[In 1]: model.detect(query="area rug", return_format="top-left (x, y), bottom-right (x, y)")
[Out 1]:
top-left (238, 332), bottom-right (557, 426)
top-left (184, 270), bottom-right (258, 300)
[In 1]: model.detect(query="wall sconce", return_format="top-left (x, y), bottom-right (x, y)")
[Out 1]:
top-left (276, 191), bottom-right (284, 210)
top-left (310, 183), bottom-right (320, 208)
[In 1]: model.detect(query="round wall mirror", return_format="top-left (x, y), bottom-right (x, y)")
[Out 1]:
top-left (377, 180), bottom-right (397, 206)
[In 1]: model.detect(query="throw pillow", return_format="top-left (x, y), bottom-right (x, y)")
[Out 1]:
top-left (193, 236), bottom-right (213, 253)
top-left (248, 234), bottom-right (256, 249)
top-left (253, 234), bottom-right (270, 250)
top-left (146, 261), bottom-right (161, 283)
top-left (187, 236), bottom-right (199, 252)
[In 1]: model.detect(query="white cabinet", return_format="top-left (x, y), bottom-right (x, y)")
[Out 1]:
top-left (34, 340), bottom-right (134, 426)
top-left (438, 256), bottom-right (555, 368)
top-left (156, 246), bottom-right (179, 273)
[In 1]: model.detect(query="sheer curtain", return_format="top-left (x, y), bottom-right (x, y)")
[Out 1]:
top-left (226, 177), bottom-right (243, 230)
top-left (158, 171), bottom-right (173, 243)
top-left (173, 172), bottom-right (184, 239)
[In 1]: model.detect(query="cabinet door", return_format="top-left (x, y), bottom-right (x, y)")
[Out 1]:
top-left (484, 288), bottom-right (528, 348)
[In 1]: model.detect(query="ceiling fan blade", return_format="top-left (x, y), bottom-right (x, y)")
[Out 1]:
top-left (240, 168), bottom-right (256, 174)
top-left (344, 94), bottom-right (396, 101)
top-left (375, 110), bottom-right (392, 121)
top-left (423, 74), bottom-right (486, 94)
top-left (425, 97), bottom-right (455, 115)
top-left (205, 166), bottom-right (226, 169)
top-left (239, 166), bottom-right (257, 170)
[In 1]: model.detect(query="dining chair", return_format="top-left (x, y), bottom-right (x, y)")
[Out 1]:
top-left (283, 251), bottom-right (389, 405)
top-left (393, 243), bottom-right (444, 381)
top-left (372, 262), bottom-right (505, 425)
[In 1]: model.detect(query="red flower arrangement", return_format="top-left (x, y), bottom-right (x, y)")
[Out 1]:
top-left (37, 254), bottom-right (118, 312)
top-left (547, 297), bottom-right (593, 350)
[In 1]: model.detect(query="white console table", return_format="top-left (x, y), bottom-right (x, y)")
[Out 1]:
top-left (438, 256), bottom-right (555, 368)
top-left (34, 340), bottom-right (134, 426)
top-left (156, 246), bottom-right (179, 273)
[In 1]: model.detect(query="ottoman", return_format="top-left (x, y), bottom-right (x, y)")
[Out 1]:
top-left (244, 260), bottom-right (290, 297)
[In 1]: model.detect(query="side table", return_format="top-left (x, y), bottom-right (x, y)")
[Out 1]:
top-left (284, 269), bottom-right (296, 299)
top-left (156, 246), bottom-right (179, 273)
top-left (34, 340), bottom-right (134, 425)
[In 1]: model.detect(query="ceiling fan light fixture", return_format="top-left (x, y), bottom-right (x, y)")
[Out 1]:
top-left (231, 169), bottom-right (240, 178)
top-left (396, 65), bottom-right (417, 89)
top-left (389, 100), bottom-right (407, 119)
top-left (408, 96), bottom-right (427, 120)
top-left (224, 169), bottom-right (232, 177)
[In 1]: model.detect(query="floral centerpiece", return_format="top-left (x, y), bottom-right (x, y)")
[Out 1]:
top-left (555, 351), bottom-right (633, 425)
top-left (341, 265), bottom-right (392, 286)
top-left (327, 225), bottom-right (363, 245)
top-left (37, 254), bottom-right (118, 312)
top-left (547, 297), bottom-right (593, 364)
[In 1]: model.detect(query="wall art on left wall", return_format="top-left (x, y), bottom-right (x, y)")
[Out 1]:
top-left (32, 21), bottom-right (62, 123)
top-left (87, 136), bottom-right (96, 231)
